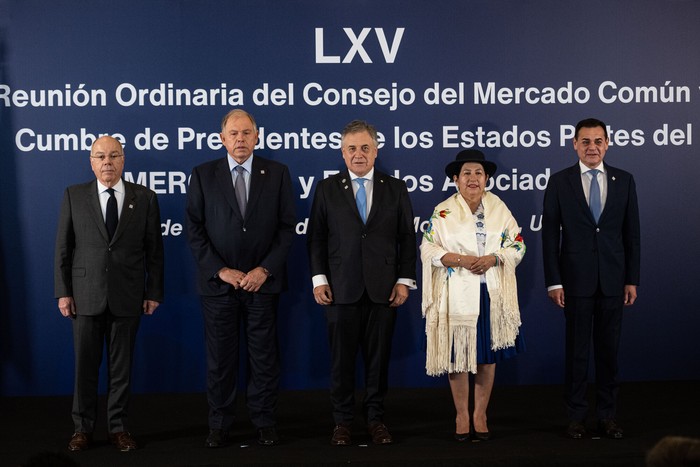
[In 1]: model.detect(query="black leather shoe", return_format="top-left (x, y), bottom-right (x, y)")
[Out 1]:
top-left (368, 421), bottom-right (393, 445)
top-left (68, 432), bottom-right (91, 451)
top-left (109, 431), bottom-right (138, 451)
top-left (566, 421), bottom-right (586, 439)
top-left (205, 429), bottom-right (230, 448)
top-left (598, 419), bottom-right (623, 439)
top-left (454, 432), bottom-right (470, 442)
top-left (331, 424), bottom-right (351, 446)
top-left (258, 426), bottom-right (280, 446)
top-left (473, 431), bottom-right (491, 441)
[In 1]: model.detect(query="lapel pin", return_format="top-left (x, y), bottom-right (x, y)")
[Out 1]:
top-left (612, 176), bottom-right (616, 181)
top-left (341, 178), bottom-right (346, 183)
top-left (344, 185), bottom-right (349, 190)
top-left (129, 204), bottom-right (134, 209)
top-left (260, 169), bottom-right (265, 174)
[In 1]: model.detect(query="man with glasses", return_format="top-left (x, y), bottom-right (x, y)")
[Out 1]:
top-left (54, 135), bottom-right (164, 452)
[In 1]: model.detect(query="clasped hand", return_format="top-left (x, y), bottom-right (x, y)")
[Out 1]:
top-left (219, 267), bottom-right (268, 292)
top-left (444, 253), bottom-right (497, 274)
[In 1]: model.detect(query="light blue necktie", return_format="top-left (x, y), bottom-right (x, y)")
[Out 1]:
top-left (234, 165), bottom-right (247, 216)
top-left (355, 178), bottom-right (367, 223)
top-left (588, 169), bottom-right (601, 222)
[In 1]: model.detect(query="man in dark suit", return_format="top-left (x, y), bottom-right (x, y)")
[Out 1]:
top-left (186, 109), bottom-right (295, 448)
top-left (54, 135), bottom-right (164, 452)
top-left (307, 120), bottom-right (417, 446)
top-left (542, 118), bottom-right (640, 440)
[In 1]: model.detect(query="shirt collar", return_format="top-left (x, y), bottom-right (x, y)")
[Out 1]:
top-left (349, 167), bottom-right (375, 181)
top-left (228, 154), bottom-right (254, 173)
top-left (97, 178), bottom-right (124, 194)
top-left (579, 161), bottom-right (604, 174)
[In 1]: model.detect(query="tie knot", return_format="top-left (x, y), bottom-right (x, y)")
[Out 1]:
top-left (235, 166), bottom-right (245, 174)
top-left (106, 188), bottom-right (115, 196)
top-left (588, 169), bottom-right (600, 178)
top-left (356, 177), bottom-right (366, 186)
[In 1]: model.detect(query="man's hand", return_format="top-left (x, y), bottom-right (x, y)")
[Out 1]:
top-left (143, 300), bottom-right (160, 315)
top-left (313, 284), bottom-right (333, 305)
top-left (239, 267), bottom-right (269, 293)
top-left (548, 288), bottom-right (565, 308)
top-left (58, 296), bottom-right (76, 318)
top-left (624, 285), bottom-right (637, 306)
top-left (389, 284), bottom-right (409, 307)
top-left (217, 267), bottom-right (247, 289)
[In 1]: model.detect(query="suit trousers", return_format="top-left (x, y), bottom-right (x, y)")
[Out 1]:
top-left (201, 290), bottom-right (280, 430)
top-left (325, 292), bottom-right (397, 425)
top-left (71, 311), bottom-right (141, 433)
top-left (564, 292), bottom-right (624, 422)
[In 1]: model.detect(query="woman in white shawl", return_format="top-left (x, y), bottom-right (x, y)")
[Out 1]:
top-left (421, 149), bottom-right (525, 441)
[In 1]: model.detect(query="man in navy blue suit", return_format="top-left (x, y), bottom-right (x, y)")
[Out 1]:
top-left (186, 109), bottom-right (296, 448)
top-left (542, 118), bottom-right (640, 440)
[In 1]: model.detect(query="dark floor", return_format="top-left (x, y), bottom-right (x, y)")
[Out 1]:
top-left (2, 381), bottom-right (699, 467)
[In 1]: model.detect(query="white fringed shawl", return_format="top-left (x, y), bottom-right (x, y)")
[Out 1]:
top-left (420, 192), bottom-right (525, 376)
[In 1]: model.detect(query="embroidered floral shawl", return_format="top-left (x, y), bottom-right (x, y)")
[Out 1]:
top-left (420, 191), bottom-right (525, 376)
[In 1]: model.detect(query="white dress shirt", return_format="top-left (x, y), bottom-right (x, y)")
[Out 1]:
top-left (97, 179), bottom-right (124, 221)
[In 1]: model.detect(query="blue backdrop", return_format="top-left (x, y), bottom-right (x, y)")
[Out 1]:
top-left (1, 0), bottom-right (699, 396)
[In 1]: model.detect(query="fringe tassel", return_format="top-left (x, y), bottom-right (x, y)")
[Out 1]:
top-left (489, 253), bottom-right (521, 350)
top-left (426, 324), bottom-right (477, 376)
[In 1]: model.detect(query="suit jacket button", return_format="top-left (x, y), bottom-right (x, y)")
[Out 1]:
top-left (596, 228), bottom-right (600, 232)
top-left (242, 227), bottom-right (247, 232)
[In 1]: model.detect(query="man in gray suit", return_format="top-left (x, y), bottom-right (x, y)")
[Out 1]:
top-left (54, 135), bottom-right (164, 452)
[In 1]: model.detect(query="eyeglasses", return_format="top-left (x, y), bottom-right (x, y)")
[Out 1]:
top-left (90, 154), bottom-right (124, 161)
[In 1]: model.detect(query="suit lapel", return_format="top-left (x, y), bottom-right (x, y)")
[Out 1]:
top-left (366, 171), bottom-right (386, 225)
top-left (111, 182), bottom-right (137, 244)
top-left (338, 171), bottom-right (364, 223)
top-left (88, 180), bottom-right (111, 243)
top-left (599, 163), bottom-right (618, 223)
top-left (566, 164), bottom-right (596, 223)
top-left (214, 158), bottom-right (242, 220)
top-left (247, 157), bottom-right (266, 218)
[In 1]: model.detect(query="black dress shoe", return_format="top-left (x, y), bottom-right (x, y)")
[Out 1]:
top-left (109, 431), bottom-right (138, 451)
top-left (331, 424), bottom-right (351, 446)
top-left (68, 432), bottom-right (92, 451)
top-left (565, 421), bottom-right (586, 439)
top-left (258, 426), bottom-right (280, 446)
top-left (454, 432), bottom-right (470, 442)
top-left (598, 419), bottom-right (623, 439)
top-left (205, 429), bottom-right (230, 448)
top-left (473, 431), bottom-right (491, 441)
top-left (368, 421), bottom-right (393, 445)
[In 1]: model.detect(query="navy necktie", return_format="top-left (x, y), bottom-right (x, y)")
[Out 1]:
top-left (105, 188), bottom-right (118, 241)
top-left (234, 166), bottom-right (247, 216)
top-left (356, 178), bottom-right (367, 223)
top-left (588, 169), bottom-right (602, 222)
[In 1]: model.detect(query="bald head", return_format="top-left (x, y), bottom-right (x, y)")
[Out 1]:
top-left (90, 136), bottom-right (125, 187)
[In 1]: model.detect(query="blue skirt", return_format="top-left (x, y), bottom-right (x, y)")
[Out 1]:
top-left (476, 283), bottom-right (525, 364)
